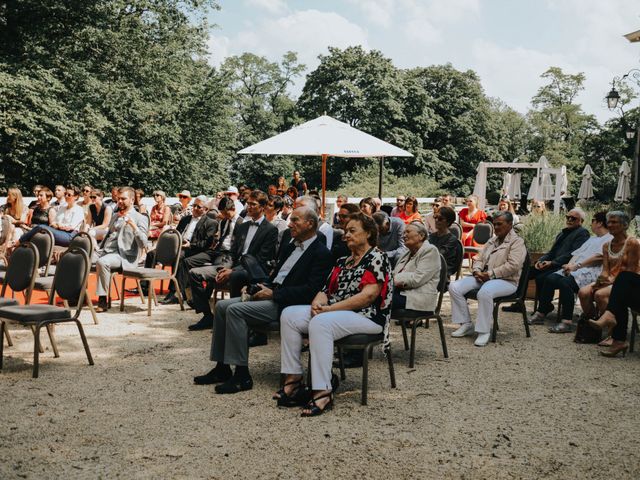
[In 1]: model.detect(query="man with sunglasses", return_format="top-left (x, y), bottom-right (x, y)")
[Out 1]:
top-left (503, 208), bottom-right (590, 315)
top-left (159, 195), bottom-right (218, 305)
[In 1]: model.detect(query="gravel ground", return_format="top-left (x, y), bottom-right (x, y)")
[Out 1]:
top-left (1, 297), bottom-right (639, 479)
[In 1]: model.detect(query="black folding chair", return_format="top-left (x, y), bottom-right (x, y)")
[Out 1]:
top-left (464, 253), bottom-right (531, 343)
top-left (448, 222), bottom-right (462, 240)
top-left (0, 243), bottom-right (40, 348)
top-left (120, 228), bottom-right (184, 316)
top-left (391, 254), bottom-right (449, 367)
top-left (464, 222), bottom-right (494, 271)
top-left (0, 247), bottom-right (94, 377)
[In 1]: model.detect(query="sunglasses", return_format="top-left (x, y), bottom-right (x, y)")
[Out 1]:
top-left (433, 204), bottom-right (441, 208)
top-left (83, 189), bottom-right (91, 193)
top-left (192, 204), bottom-right (204, 210)
top-left (64, 193), bottom-right (74, 197)
top-left (90, 195), bottom-right (97, 199)
top-left (566, 215), bottom-right (578, 221)
top-left (178, 195), bottom-right (188, 199)
top-left (338, 213), bottom-right (349, 219)
top-left (154, 193), bottom-right (162, 197)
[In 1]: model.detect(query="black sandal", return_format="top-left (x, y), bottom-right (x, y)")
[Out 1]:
top-left (300, 392), bottom-right (333, 417)
top-left (273, 378), bottom-right (309, 408)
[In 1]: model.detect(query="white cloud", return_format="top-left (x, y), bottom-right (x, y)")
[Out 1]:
top-left (207, 9), bottom-right (370, 80)
top-left (346, 0), bottom-right (395, 28)
top-left (207, 35), bottom-right (231, 66)
top-left (244, 0), bottom-right (288, 15)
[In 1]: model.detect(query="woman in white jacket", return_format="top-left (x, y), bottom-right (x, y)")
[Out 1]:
top-left (393, 222), bottom-right (441, 312)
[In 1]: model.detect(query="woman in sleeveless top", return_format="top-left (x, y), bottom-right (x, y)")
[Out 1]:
top-left (149, 191), bottom-right (171, 239)
top-left (87, 189), bottom-right (112, 241)
top-left (24, 187), bottom-right (53, 229)
top-left (578, 211), bottom-right (637, 345)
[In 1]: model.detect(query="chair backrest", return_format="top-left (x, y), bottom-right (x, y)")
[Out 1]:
top-left (50, 247), bottom-right (90, 314)
top-left (68, 231), bottom-right (94, 258)
top-left (1, 243), bottom-right (39, 302)
top-left (449, 222), bottom-right (462, 240)
top-left (514, 252), bottom-right (531, 300)
top-left (434, 253), bottom-right (448, 314)
top-left (472, 222), bottom-right (494, 245)
top-left (154, 229), bottom-right (183, 273)
top-left (30, 228), bottom-right (55, 274)
top-left (452, 239), bottom-right (464, 280)
top-left (0, 215), bottom-right (11, 246)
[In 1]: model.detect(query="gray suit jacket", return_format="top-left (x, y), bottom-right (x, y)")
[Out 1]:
top-left (100, 209), bottom-right (149, 266)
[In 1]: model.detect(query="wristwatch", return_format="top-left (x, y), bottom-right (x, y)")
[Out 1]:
top-left (576, 262), bottom-right (582, 269)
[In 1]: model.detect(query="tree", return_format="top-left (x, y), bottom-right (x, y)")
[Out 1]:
top-left (527, 67), bottom-right (598, 188)
top-left (221, 51), bottom-right (305, 188)
top-left (0, 0), bottom-right (234, 194)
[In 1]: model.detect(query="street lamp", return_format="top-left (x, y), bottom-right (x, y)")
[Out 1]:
top-left (606, 69), bottom-right (640, 214)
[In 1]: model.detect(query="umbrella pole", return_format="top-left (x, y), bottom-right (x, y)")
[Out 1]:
top-left (378, 157), bottom-right (383, 199)
top-left (321, 154), bottom-right (327, 218)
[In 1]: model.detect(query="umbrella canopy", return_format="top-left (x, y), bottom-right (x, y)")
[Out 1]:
top-left (578, 164), bottom-right (594, 200)
top-left (238, 115), bottom-right (413, 213)
top-left (472, 162), bottom-right (488, 199)
top-left (507, 172), bottom-right (522, 199)
top-left (539, 156), bottom-right (554, 200)
top-left (615, 160), bottom-right (632, 202)
top-left (501, 172), bottom-right (512, 197)
top-left (528, 175), bottom-right (540, 200)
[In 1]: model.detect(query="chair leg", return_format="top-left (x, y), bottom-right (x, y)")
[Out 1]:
top-left (30, 325), bottom-right (45, 353)
top-left (136, 280), bottom-right (146, 304)
top-left (436, 315), bottom-right (449, 358)
top-left (409, 320), bottom-right (419, 368)
top-left (361, 346), bottom-right (370, 406)
top-left (45, 324), bottom-right (59, 358)
top-left (120, 276), bottom-right (126, 312)
top-left (337, 347), bottom-right (346, 381)
top-left (173, 278), bottom-right (185, 311)
top-left (630, 312), bottom-right (637, 353)
top-left (491, 304), bottom-right (499, 343)
top-left (520, 300), bottom-right (531, 337)
top-left (147, 279), bottom-right (153, 316)
top-left (151, 287), bottom-right (158, 306)
top-left (400, 321), bottom-right (409, 351)
top-left (75, 320), bottom-right (94, 366)
top-left (85, 294), bottom-right (99, 325)
top-left (386, 346), bottom-right (396, 388)
top-left (33, 324), bottom-right (42, 378)
top-left (3, 325), bottom-right (13, 347)
top-left (0, 321), bottom-right (4, 369)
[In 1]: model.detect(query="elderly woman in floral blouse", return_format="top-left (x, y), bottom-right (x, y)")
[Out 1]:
top-left (276, 212), bottom-right (392, 417)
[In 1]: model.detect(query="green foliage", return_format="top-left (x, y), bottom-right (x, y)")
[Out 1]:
top-left (0, 0), bottom-right (233, 194)
top-left (519, 213), bottom-right (567, 253)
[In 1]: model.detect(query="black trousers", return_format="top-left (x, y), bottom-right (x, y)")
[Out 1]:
top-left (144, 249), bottom-right (212, 298)
top-left (537, 272), bottom-right (579, 320)
top-left (608, 272), bottom-right (640, 342)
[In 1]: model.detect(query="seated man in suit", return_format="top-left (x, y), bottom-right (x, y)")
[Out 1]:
top-left (160, 195), bottom-right (218, 305)
top-left (188, 190), bottom-right (277, 330)
top-left (193, 206), bottom-right (334, 393)
top-left (95, 186), bottom-right (149, 312)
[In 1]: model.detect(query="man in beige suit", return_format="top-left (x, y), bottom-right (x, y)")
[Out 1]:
top-left (448, 211), bottom-right (526, 346)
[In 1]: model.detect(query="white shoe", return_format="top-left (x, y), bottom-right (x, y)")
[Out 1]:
top-left (474, 333), bottom-right (491, 347)
top-left (451, 323), bottom-right (474, 337)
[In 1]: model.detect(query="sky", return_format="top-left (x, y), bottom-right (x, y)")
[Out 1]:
top-left (206, 0), bottom-right (640, 123)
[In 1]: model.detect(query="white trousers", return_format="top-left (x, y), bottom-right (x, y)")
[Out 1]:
top-left (448, 277), bottom-right (517, 333)
top-left (280, 305), bottom-right (382, 391)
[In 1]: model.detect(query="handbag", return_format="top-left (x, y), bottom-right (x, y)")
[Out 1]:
top-left (574, 317), bottom-right (601, 344)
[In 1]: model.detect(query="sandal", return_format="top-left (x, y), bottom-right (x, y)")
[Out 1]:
top-left (301, 392), bottom-right (333, 417)
top-left (273, 377), bottom-right (308, 406)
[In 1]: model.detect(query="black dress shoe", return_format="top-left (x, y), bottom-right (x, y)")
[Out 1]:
top-left (194, 367), bottom-right (232, 385)
top-left (501, 303), bottom-right (523, 313)
top-left (188, 316), bottom-right (213, 331)
top-left (248, 332), bottom-right (268, 347)
top-left (160, 295), bottom-right (179, 305)
top-left (125, 288), bottom-right (140, 295)
top-left (215, 375), bottom-right (253, 394)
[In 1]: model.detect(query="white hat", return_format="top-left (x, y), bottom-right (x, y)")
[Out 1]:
top-left (226, 186), bottom-right (239, 194)
top-left (176, 190), bottom-right (191, 198)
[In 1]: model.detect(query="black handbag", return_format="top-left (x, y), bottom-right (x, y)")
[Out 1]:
top-left (574, 317), bottom-right (601, 344)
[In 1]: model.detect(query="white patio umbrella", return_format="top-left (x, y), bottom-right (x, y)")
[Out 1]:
top-left (472, 162), bottom-right (488, 199)
top-left (578, 164), bottom-right (594, 200)
top-left (501, 171), bottom-right (512, 197)
top-left (237, 115), bottom-right (413, 213)
top-left (615, 160), bottom-right (632, 202)
top-left (507, 172), bottom-right (522, 199)
top-left (539, 156), bottom-right (555, 200)
top-left (527, 175), bottom-right (540, 200)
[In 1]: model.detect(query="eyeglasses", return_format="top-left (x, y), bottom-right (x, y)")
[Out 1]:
top-left (64, 193), bottom-right (74, 197)
top-left (83, 189), bottom-right (91, 193)
top-left (192, 204), bottom-right (204, 210)
top-left (566, 215), bottom-right (579, 221)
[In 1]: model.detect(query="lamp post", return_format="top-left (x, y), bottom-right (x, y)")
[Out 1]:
top-left (606, 69), bottom-right (640, 214)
